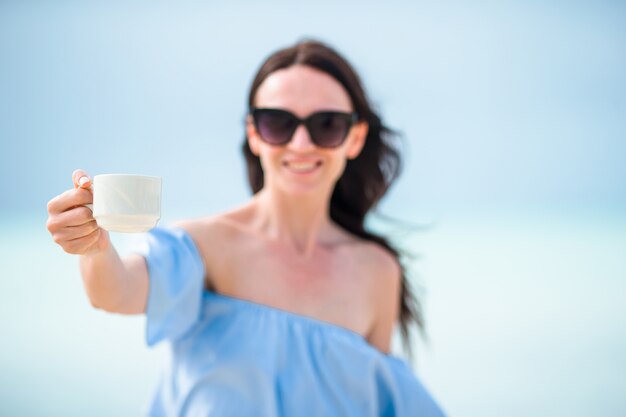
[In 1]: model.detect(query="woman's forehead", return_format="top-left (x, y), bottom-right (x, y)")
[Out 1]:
top-left (254, 65), bottom-right (353, 115)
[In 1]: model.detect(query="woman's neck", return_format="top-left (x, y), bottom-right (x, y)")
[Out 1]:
top-left (252, 187), bottom-right (337, 257)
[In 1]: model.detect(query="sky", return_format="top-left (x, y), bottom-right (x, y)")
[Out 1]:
top-left (1, 0), bottom-right (624, 219)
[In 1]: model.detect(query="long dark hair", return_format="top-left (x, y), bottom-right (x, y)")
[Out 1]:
top-left (242, 39), bottom-right (424, 354)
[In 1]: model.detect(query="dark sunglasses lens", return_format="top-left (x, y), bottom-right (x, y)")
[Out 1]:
top-left (254, 110), bottom-right (297, 145)
top-left (307, 112), bottom-right (353, 148)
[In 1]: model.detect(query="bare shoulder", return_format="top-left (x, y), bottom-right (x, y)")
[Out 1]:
top-left (353, 240), bottom-right (402, 287)
top-left (171, 203), bottom-right (255, 241)
top-left (350, 239), bottom-right (402, 353)
top-left (169, 206), bottom-right (256, 289)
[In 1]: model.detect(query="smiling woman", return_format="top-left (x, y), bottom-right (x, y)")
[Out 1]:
top-left (46, 39), bottom-right (446, 416)
top-left (241, 41), bottom-right (427, 352)
top-left (246, 65), bottom-right (367, 195)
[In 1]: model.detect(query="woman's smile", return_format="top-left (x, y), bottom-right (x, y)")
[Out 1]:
top-left (282, 159), bottom-right (323, 175)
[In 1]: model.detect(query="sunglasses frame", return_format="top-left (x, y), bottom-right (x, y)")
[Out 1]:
top-left (250, 107), bottom-right (359, 148)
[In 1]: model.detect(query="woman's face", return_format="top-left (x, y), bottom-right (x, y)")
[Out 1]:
top-left (247, 65), bottom-right (368, 196)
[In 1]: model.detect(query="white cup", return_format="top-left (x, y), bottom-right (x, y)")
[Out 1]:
top-left (90, 174), bottom-right (162, 233)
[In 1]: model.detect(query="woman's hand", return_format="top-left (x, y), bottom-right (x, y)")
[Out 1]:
top-left (46, 169), bottom-right (110, 255)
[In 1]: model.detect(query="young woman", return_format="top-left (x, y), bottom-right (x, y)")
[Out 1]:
top-left (46, 40), bottom-right (446, 416)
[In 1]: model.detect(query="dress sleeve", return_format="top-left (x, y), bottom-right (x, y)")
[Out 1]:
top-left (133, 226), bottom-right (206, 346)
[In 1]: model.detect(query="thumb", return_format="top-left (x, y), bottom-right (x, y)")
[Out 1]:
top-left (72, 169), bottom-right (92, 189)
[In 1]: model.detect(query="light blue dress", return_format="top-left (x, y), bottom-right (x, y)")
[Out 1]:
top-left (135, 226), bottom-right (446, 417)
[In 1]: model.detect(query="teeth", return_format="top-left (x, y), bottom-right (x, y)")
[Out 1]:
top-left (287, 162), bottom-right (318, 171)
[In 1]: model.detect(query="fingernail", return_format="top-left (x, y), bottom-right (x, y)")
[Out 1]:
top-left (79, 176), bottom-right (90, 187)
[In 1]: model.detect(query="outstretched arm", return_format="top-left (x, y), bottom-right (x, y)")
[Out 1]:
top-left (47, 169), bottom-right (149, 314)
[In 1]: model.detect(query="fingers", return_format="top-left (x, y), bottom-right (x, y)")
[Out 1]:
top-left (47, 169), bottom-right (110, 256)
top-left (60, 227), bottom-right (103, 255)
top-left (47, 189), bottom-right (95, 238)
top-left (47, 207), bottom-right (96, 232)
top-left (47, 186), bottom-right (93, 215)
top-left (51, 219), bottom-right (99, 244)
top-left (48, 213), bottom-right (102, 254)
top-left (72, 169), bottom-right (92, 189)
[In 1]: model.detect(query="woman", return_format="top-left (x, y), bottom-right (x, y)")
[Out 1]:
top-left (46, 40), bottom-right (446, 416)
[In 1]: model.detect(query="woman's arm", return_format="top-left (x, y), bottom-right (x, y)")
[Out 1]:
top-left (79, 249), bottom-right (149, 314)
top-left (47, 170), bottom-right (149, 314)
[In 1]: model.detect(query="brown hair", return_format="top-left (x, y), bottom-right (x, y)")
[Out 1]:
top-left (242, 39), bottom-right (424, 354)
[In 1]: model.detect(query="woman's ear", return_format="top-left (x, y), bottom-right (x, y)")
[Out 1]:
top-left (346, 121), bottom-right (369, 160)
top-left (246, 115), bottom-right (261, 156)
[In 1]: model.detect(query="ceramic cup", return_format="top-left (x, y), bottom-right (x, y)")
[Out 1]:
top-left (89, 174), bottom-right (162, 233)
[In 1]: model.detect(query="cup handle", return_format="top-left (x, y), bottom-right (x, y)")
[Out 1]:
top-left (84, 183), bottom-right (94, 211)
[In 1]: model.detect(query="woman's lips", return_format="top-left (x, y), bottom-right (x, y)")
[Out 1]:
top-left (283, 160), bottom-right (323, 174)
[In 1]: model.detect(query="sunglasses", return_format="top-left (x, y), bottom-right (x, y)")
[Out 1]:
top-left (250, 108), bottom-right (358, 148)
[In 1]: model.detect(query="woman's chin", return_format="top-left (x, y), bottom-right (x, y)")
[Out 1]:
top-left (275, 180), bottom-right (333, 197)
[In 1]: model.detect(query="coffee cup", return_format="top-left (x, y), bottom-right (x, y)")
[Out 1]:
top-left (88, 174), bottom-right (162, 233)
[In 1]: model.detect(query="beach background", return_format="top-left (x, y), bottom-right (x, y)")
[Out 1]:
top-left (1, 1), bottom-right (625, 416)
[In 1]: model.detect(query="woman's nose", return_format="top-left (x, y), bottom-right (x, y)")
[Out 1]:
top-left (287, 125), bottom-right (316, 150)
